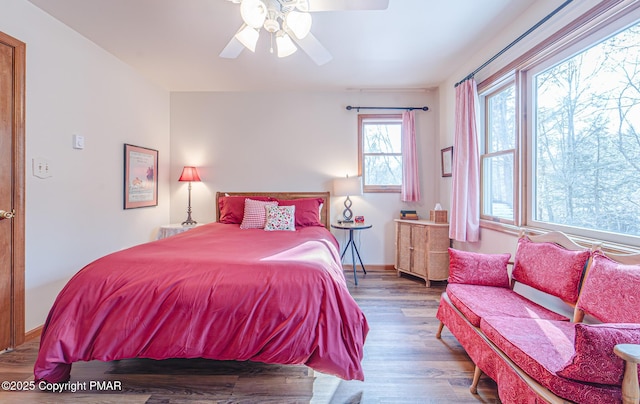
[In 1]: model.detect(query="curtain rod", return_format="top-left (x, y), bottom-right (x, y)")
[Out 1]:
top-left (346, 106), bottom-right (429, 111)
top-left (455, 0), bottom-right (573, 87)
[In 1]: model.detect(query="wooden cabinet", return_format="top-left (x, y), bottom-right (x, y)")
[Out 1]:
top-left (395, 219), bottom-right (450, 287)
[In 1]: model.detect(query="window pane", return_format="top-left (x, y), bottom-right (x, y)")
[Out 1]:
top-left (364, 155), bottom-right (402, 186)
top-left (482, 153), bottom-right (514, 220)
top-left (533, 21), bottom-right (640, 236)
top-left (487, 86), bottom-right (515, 152)
top-left (363, 122), bottom-right (402, 153)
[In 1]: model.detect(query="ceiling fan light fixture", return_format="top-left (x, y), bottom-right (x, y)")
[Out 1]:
top-left (276, 33), bottom-right (297, 57)
top-left (263, 18), bottom-right (280, 33)
top-left (235, 25), bottom-right (260, 52)
top-left (285, 11), bottom-right (312, 39)
top-left (240, 0), bottom-right (267, 28)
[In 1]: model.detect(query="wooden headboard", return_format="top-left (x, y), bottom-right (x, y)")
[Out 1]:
top-left (215, 192), bottom-right (331, 229)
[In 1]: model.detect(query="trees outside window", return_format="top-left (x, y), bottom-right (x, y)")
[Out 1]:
top-left (531, 20), bottom-right (640, 239)
top-left (480, 13), bottom-right (640, 244)
top-left (358, 114), bottom-right (402, 193)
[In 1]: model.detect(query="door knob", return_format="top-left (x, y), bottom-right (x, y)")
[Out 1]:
top-left (0, 209), bottom-right (15, 220)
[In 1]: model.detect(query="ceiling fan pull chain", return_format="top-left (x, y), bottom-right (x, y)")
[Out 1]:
top-left (270, 32), bottom-right (274, 54)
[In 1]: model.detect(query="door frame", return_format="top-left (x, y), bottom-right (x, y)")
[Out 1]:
top-left (0, 31), bottom-right (26, 348)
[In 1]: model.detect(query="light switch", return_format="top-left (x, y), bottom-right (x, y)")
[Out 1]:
top-left (33, 157), bottom-right (52, 179)
top-left (73, 134), bottom-right (85, 150)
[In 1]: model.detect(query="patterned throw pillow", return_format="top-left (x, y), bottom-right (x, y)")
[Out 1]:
top-left (557, 323), bottom-right (640, 386)
top-left (264, 205), bottom-right (296, 231)
top-left (239, 199), bottom-right (278, 229)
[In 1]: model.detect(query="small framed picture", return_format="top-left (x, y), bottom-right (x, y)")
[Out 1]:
top-left (124, 144), bottom-right (158, 209)
top-left (441, 146), bottom-right (453, 177)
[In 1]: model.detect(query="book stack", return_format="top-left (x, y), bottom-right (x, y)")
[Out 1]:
top-left (400, 210), bottom-right (419, 220)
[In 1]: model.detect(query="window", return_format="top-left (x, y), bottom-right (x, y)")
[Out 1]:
top-left (481, 83), bottom-right (516, 223)
top-left (528, 18), bottom-right (640, 242)
top-left (358, 114), bottom-right (402, 193)
top-left (479, 8), bottom-right (640, 245)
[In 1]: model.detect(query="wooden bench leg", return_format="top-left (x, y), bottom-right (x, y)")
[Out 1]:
top-left (470, 365), bottom-right (482, 394)
top-left (436, 322), bottom-right (445, 339)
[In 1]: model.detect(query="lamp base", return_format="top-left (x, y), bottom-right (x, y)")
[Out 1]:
top-left (182, 219), bottom-right (197, 226)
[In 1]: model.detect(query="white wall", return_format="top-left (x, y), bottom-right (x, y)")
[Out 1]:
top-left (170, 90), bottom-right (440, 266)
top-left (1, 0), bottom-right (171, 331)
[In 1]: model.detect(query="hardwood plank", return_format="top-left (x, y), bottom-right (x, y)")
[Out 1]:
top-left (0, 268), bottom-right (499, 403)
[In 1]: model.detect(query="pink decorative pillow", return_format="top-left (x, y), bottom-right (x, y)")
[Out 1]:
top-left (264, 205), bottom-right (296, 231)
top-left (557, 323), bottom-right (640, 386)
top-left (577, 252), bottom-right (640, 323)
top-left (218, 196), bottom-right (273, 224)
top-left (512, 237), bottom-right (590, 304)
top-left (239, 199), bottom-right (278, 229)
top-left (448, 248), bottom-right (511, 288)
top-left (276, 198), bottom-right (324, 228)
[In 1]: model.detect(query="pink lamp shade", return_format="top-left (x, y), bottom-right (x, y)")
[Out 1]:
top-left (178, 166), bottom-right (201, 182)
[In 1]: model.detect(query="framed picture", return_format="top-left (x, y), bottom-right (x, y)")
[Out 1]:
top-left (441, 146), bottom-right (453, 177)
top-left (124, 144), bottom-right (158, 209)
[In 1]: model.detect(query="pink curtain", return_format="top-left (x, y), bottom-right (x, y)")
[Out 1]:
top-left (449, 79), bottom-right (480, 242)
top-left (401, 110), bottom-right (421, 202)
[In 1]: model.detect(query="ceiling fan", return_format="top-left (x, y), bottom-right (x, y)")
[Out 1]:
top-left (220, 0), bottom-right (389, 65)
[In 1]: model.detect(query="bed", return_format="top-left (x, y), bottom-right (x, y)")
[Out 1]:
top-left (34, 192), bottom-right (369, 383)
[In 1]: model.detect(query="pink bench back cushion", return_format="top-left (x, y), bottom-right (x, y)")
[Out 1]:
top-left (512, 237), bottom-right (590, 304)
top-left (448, 248), bottom-right (511, 288)
top-left (577, 251), bottom-right (640, 323)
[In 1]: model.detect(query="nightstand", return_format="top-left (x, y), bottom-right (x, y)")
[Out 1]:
top-left (157, 223), bottom-right (202, 240)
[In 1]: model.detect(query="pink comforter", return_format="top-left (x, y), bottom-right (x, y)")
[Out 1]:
top-left (34, 223), bottom-right (369, 382)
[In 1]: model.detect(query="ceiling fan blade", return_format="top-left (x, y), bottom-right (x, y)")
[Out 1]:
top-left (306, 0), bottom-right (389, 12)
top-left (219, 36), bottom-right (245, 59)
top-left (291, 32), bottom-right (332, 66)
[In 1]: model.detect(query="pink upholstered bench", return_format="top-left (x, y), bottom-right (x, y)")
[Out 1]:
top-left (436, 231), bottom-right (640, 404)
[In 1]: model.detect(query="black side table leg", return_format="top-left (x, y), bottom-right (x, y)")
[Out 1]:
top-left (353, 243), bottom-right (367, 274)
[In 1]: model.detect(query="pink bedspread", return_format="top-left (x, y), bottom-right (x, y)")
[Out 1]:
top-left (34, 223), bottom-right (369, 382)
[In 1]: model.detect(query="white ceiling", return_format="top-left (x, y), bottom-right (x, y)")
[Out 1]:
top-left (27, 0), bottom-right (539, 92)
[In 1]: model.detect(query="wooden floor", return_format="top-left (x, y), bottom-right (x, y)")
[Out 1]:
top-left (0, 268), bottom-right (499, 403)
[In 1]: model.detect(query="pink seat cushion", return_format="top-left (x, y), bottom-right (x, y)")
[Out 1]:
top-left (481, 317), bottom-right (621, 404)
top-left (446, 284), bottom-right (569, 328)
top-left (577, 252), bottom-right (640, 323)
top-left (447, 248), bottom-right (511, 288)
top-left (512, 237), bottom-right (590, 304)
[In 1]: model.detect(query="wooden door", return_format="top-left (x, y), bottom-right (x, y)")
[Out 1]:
top-left (411, 226), bottom-right (428, 278)
top-left (395, 222), bottom-right (411, 272)
top-left (0, 31), bottom-right (26, 350)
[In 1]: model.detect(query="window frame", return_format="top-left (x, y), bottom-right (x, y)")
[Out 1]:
top-left (358, 113), bottom-right (403, 193)
top-left (479, 80), bottom-right (519, 225)
top-left (477, 2), bottom-right (640, 247)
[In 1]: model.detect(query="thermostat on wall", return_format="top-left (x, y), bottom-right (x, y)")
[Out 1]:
top-left (73, 134), bottom-right (85, 150)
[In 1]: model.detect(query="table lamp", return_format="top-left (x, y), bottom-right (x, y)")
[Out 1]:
top-left (333, 175), bottom-right (363, 223)
top-left (179, 166), bottom-right (201, 226)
